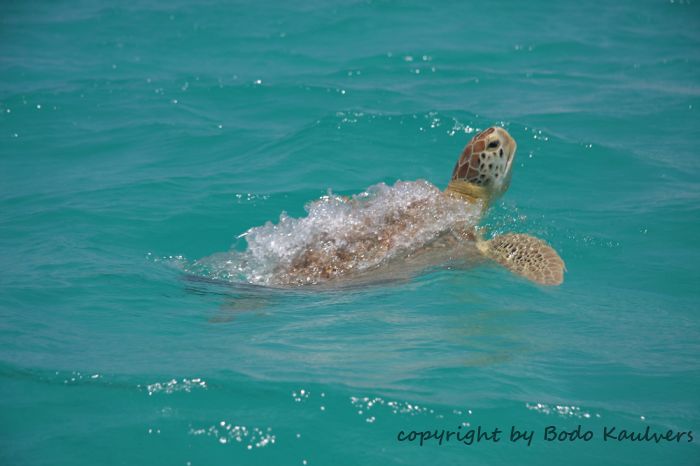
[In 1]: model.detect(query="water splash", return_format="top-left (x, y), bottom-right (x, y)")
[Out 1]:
top-left (192, 180), bottom-right (481, 286)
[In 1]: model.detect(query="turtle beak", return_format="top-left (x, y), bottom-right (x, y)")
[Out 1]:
top-left (505, 136), bottom-right (516, 178)
top-left (503, 133), bottom-right (518, 192)
top-left (492, 128), bottom-right (517, 196)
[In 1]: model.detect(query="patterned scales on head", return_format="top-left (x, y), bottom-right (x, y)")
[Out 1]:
top-left (452, 127), bottom-right (511, 188)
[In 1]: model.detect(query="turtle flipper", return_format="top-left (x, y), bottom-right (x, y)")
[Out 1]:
top-left (476, 233), bottom-right (565, 286)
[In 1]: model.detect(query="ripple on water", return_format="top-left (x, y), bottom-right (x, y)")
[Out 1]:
top-left (188, 422), bottom-right (276, 449)
top-left (140, 377), bottom-right (208, 396)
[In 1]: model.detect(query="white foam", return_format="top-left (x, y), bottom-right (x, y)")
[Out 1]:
top-left (194, 180), bottom-right (480, 286)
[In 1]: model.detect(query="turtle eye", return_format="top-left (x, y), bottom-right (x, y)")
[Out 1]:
top-left (488, 140), bottom-right (499, 148)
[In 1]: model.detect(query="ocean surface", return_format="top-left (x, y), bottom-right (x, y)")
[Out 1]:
top-left (1, 0), bottom-right (699, 464)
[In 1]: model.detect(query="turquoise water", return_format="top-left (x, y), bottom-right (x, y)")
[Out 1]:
top-left (2, 0), bottom-right (700, 464)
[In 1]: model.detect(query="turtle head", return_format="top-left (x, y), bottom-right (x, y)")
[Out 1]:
top-left (447, 127), bottom-right (517, 203)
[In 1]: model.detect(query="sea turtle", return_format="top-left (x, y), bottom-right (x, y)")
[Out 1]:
top-left (233, 127), bottom-right (565, 287)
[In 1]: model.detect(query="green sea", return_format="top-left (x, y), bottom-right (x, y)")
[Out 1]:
top-left (1, 0), bottom-right (699, 464)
